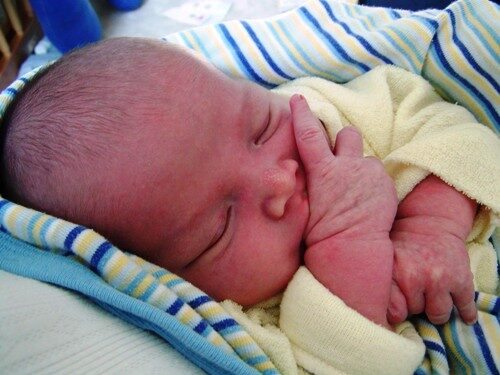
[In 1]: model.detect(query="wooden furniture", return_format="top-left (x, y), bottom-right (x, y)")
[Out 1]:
top-left (0, 0), bottom-right (42, 90)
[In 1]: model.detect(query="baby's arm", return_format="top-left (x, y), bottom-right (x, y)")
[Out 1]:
top-left (388, 175), bottom-right (478, 325)
top-left (290, 95), bottom-right (397, 328)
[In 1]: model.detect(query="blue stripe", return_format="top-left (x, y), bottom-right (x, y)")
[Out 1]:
top-left (431, 35), bottom-right (499, 125)
top-left (247, 355), bottom-right (269, 366)
top-left (140, 279), bottom-right (160, 302)
top-left (217, 24), bottom-right (273, 87)
top-left (447, 318), bottom-right (473, 373)
top-left (212, 318), bottom-right (238, 331)
top-left (378, 30), bottom-right (419, 72)
top-left (193, 320), bottom-right (208, 334)
top-left (0, 199), bottom-right (10, 212)
top-left (189, 30), bottom-right (211, 61)
top-left (63, 226), bottom-right (86, 250)
top-left (189, 295), bottom-right (212, 309)
top-left (390, 9), bottom-right (402, 19)
top-left (300, 8), bottom-right (370, 74)
top-left (411, 14), bottom-right (439, 32)
top-left (38, 216), bottom-right (55, 249)
top-left (19, 77), bottom-right (29, 84)
top-left (241, 21), bottom-right (294, 80)
top-left (423, 339), bottom-right (447, 356)
top-left (166, 297), bottom-right (184, 315)
top-left (6, 87), bottom-right (18, 96)
top-left (492, 297), bottom-right (500, 316)
top-left (386, 23), bottom-right (424, 65)
top-left (179, 33), bottom-right (194, 49)
top-left (319, 0), bottom-right (394, 65)
top-left (447, 9), bottom-right (499, 93)
top-left (464, 0), bottom-right (499, 53)
top-left (26, 212), bottom-right (44, 244)
top-left (473, 323), bottom-right (500, 375)
top-left (90, 241), bottom-right (112, 272)
top-left (152, 269), bottom-right (169, 278)
top-left (166, 278), bottom-right (184, 288)
top-left (274, 19), bottom-right (344, 82)
top-left (123, 271), bottom-right (148, 295)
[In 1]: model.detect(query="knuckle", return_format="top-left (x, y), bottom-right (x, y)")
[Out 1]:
top-left (298, 126), bottom-right (324, 142)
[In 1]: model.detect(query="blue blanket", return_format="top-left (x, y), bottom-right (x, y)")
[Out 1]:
top-left (0, 0), bottom-right (498, 374)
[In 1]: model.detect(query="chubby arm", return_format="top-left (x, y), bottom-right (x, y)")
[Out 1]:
top-left (290, 95), bottom-right (397, 328)
top-left (388, 174), bottom-right (478, 325)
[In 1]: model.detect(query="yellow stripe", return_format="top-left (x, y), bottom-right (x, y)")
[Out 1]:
top-left (383, 27), bottom-right (421, 71)
top-left (255, 361), bottom-right (275, 371)
top-left (158, 272), bottom-right (178, 285)
top-left (424, 30), bottom-right (488, 127)
top-left (72, 230), bottom-right (101, 258)
top-left (313, 6), bottom-right (380, 67)
top-left (440, 14), bottom-right (496, 102)
top-left (207, 27), bottom-right (241, 78)
top-left (230, 22), bottom-right (279, 82)
top-left (291, 12), bottom-right (361, 78)
top-left (479, 314), bottom-right (500, 361)
top-left (107, 254), bottom-right (130, 282)
top-left (32, 214), bottom-right (51, 247)
top-left (5, 205), bottom-right (23, 233)
top-left (179, 307), bottom-right (197, 325)
top-left (462, 1), bottom-right (499, 56)
top-left (418, 322), bottom-right (442, 342)
top-left (442, 323), bottom-right (472, 374)
top-left (267, 22), bottom-right (315, 76)
top-left (231, 335), bottom-right (254, 349)
top-left (132, 274), bottom-right (154, 298)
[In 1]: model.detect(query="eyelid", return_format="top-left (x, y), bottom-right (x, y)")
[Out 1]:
top-left (208, 206), bottom-right (231, 250)
top-left (254, 104), bottom-right (272, 145)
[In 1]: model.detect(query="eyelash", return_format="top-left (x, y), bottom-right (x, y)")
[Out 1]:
top-left (208, 206), bottom-right (232, 250)
top-left (254, 107), bottom-right (274, 145)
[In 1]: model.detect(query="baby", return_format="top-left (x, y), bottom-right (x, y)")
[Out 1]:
top-left (1, 37), bottom-right (491, 373)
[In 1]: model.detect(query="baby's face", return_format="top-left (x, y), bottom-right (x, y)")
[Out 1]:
top-left (105, 47), bottom-right (308, 306)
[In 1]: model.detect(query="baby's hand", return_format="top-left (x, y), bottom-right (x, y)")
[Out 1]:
top-left (290, 95), bottom-right (398, 327)
top-left (290, 95), bottom-right (398, 246)
top-left (388, 217), bottom-right (477, 326)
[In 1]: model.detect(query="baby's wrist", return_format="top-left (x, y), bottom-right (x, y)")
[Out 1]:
top-left (392, 215), bottom-right (469, 240)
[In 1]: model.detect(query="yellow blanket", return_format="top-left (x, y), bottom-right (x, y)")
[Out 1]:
top-left (222, 65), bottom-right (499, 375)
top-left (275, 65), bottom-right (500, 294)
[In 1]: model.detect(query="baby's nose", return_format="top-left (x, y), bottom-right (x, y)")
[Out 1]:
top-left (262, 159), bottom-right (298, 220)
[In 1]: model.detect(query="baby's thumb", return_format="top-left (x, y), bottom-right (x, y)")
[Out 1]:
top-left (290, 94), bottom-right (332, 174)
top-left (388, 281), bottom-right (408, 325)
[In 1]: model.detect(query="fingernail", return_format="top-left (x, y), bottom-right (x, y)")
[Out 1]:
top-left (292, 94), bottom-right (305, 103)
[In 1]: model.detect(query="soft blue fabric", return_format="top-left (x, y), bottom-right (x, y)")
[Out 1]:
top-left (0, 230), bottom-right (259, 375)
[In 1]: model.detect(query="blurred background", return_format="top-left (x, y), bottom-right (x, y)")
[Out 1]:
top-left (0, 0), bottom-right (306, 89)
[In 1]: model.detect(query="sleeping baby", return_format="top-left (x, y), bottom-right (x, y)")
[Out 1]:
top-left (1, 38), bottom-right (498, 374)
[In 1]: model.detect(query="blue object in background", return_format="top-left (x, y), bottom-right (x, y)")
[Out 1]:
top-left (108, 0), bottom-right (143, 11)
top-left (29, 0), bottom-right (102, 53)
top-left (360, 0), bottom-right (454, 10)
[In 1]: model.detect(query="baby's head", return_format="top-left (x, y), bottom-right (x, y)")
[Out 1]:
top-left (0, 38), bottom-right (308, 306)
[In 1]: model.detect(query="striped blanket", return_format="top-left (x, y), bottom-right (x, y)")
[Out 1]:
top-left (0, 0), bottom-right (498, 374)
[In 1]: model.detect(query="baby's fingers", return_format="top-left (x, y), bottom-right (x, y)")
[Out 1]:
top-left (290, 95), bottom-right (332, 173)
top-left (453, 282), bottom-right (477, 325)
top-left (425, 291), bottom-right (453, 325)
top-left (333, 127), bottom-right (363, 157)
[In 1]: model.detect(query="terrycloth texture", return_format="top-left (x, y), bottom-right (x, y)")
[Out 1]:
top-left (0, 0), bottom-right (499, 374)
top-left (163, 0), bottom-right (499, 133)
top-left (223, 267), bottom-right (426, 375)
top-left (274, 66), bottom-right (500, 293)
